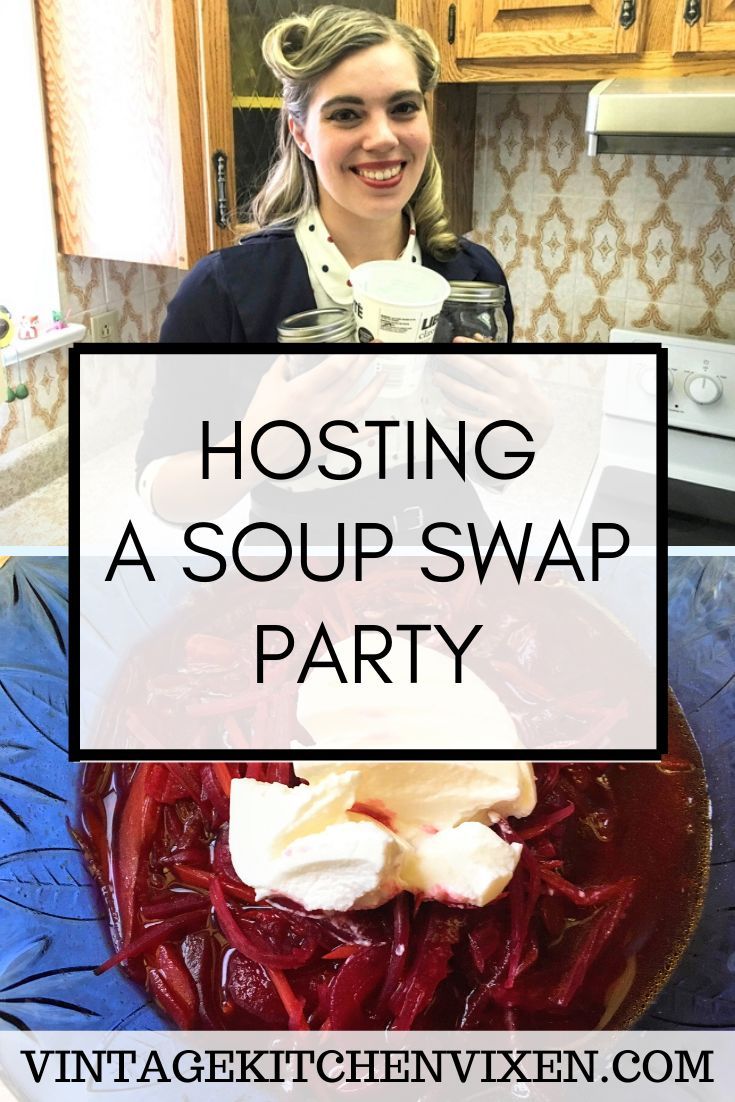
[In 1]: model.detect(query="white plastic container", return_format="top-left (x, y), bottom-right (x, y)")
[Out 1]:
top-left (350, 260), bottom-right (450, 345)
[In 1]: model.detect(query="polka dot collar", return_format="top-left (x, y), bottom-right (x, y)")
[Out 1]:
top-left (294, 205), bottom-right (421, 309)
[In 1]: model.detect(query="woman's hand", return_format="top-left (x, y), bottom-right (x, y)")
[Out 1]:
top-left (243, 353), bottom-right (384, 472)
top-left (148, 353), bottom-right (382, 523)
top-left (432, 353), bottom-right (553, 446)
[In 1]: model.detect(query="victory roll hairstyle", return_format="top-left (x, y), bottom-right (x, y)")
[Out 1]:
top-left (250, 5), bottom-right (458, 260)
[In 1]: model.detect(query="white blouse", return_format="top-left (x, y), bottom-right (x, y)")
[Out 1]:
top-left (294, 204), bottom-right (422, 311)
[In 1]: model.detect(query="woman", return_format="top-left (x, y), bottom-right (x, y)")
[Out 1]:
top-left (159, 5), bottom-right (512, 344)
top-left (144, 9), bottom-right (551, 535)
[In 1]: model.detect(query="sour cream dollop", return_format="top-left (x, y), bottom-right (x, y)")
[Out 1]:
top-left (229, 760), bottom-right (534, 911)
top-left (228, 635), bottom-right (535, 911)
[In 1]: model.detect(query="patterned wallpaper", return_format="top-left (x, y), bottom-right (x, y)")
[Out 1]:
top-left (472, 84), bottom-right (735, 343)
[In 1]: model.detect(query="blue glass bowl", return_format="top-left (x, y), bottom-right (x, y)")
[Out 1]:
top-left (0, 556), bottom-right (732, 1031)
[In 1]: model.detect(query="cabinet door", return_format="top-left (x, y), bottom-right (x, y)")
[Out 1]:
top-left (454, 0), bottom-right (645, 62)
top-left (37, 0), bottom-right (209, 267)
top-left (671, 0), bottom-right (735, 57)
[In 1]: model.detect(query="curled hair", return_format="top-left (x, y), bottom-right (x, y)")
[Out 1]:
top-left (249, 5), bottom-right (458, 260)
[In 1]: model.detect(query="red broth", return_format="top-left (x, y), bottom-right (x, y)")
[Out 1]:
top-left (76, 716), bottom-right (708, 1030)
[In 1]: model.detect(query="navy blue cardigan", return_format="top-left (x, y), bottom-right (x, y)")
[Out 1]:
top-left (160, 226), bottom-right (513, 343)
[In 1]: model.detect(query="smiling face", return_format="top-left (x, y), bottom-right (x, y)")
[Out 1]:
top-left (289, 40), bottom-right (431, 231)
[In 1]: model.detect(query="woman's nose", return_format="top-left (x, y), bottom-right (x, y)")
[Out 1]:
top-left (361, 113), bottom-right (400, 150)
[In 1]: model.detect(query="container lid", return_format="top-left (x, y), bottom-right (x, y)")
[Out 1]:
top-left (447, 281), bottom-right (506, 305)
top-left (277, 308), bottom-right (354, 342)
top-left (350, 261), bottom-right (451, 308)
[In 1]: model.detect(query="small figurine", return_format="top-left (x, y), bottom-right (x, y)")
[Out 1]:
top-left (17, 315), bottom-right (40, 340)
top-left (47, 308), bottom-right (71, 330)
top-left (0, 305), bottom-right (14, 349)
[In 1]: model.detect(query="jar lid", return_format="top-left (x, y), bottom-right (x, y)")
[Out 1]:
top-left (446, 281), bottom-right (506, 305)
top-left (277, 308), bottom-right (354, 342)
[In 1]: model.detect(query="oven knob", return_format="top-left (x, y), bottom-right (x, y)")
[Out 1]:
top-left (685, 373), bottom-right (723, 405)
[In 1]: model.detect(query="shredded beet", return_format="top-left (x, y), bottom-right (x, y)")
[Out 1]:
top-left (390, 909), bottom-right (463, 1029)
top-left (329, 944), bottom-right (390, 1029)
top-left (77, 759), bottom-right (689, 1030)
top-left (146, 943), bottom-right (199, 1030)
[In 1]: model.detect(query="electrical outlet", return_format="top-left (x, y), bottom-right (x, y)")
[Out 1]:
top-left (90, 309), bottom-right (121, 342)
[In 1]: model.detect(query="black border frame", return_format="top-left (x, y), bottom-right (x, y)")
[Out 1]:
top-left (68, 341), bottom-right (668, 763)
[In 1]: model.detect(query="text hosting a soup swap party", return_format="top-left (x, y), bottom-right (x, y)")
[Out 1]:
top-left (70, 348), bottom-right (664, 761)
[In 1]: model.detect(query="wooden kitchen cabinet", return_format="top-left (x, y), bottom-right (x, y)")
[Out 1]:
top-left (36, 0), bottom-right (235, 267)
top-left (672, 0), bottom-right (735, 58)
top-left (398, 0), bottom-right (735, 81)
top-left (451, 0), bottom-right (644, 66)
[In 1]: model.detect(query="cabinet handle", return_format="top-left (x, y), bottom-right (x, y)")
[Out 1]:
top-left (683, 0), bottom-right (701, 26)
top-left (448, 4), bottom-right (456, 45)
top-left (212, 150), bottom-right (229, 229)
top-left (619, 0), bottom-right (636, 29)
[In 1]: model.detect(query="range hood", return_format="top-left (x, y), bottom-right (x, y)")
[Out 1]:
top-left (586, 77), bottom-right (735, 156)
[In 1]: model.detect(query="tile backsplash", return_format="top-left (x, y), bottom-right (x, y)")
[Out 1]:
top-left (1, 255), bottom-right (179, 457)
top-left (472, 84), bottom-right (735, 343)
top-left (0, 349), bottom-right (68, 455)
top-left (59, 256), bottom-right (182, 342)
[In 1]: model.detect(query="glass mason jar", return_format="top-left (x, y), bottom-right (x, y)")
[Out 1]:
top-left (277, 308), bottom-right (355, 343)
top-left (433, 282), bottom-right (509, 343)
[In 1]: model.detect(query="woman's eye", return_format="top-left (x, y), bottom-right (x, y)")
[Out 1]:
top-left (329, 108), bottom-right (360, 123)
top-left (393, 101), bottom-right (421, 116)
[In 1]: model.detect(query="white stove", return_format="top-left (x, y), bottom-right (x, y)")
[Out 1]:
top-left (573, 330), bottom-right (735, 546)
top-left (612, 328), bottom-right (735, 543)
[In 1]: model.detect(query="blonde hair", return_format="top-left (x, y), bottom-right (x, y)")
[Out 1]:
top-left (249, 5), bottom-right (459, 260)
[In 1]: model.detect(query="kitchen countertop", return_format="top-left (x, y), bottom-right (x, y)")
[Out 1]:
top-left (0, 473), bottom-right (68, 547)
